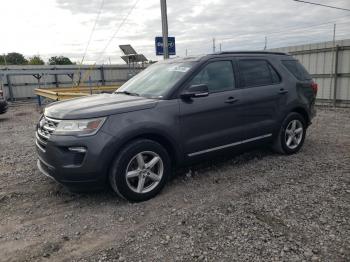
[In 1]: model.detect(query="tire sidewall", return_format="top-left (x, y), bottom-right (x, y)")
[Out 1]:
top-left (109, 139), bottom-right (171, 202)
top-left (280, 113), bottom-right (306, 154)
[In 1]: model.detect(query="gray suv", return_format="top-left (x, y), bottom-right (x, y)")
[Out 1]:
top-left (36, 51), bottom-right (317, 202)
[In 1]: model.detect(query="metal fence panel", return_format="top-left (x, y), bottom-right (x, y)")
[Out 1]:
top-left (272, 39), bottom-right (350, 104)
top-left (0, 64), bottom-right (143, 100)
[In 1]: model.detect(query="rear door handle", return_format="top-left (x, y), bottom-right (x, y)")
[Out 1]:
top-left (279, 88), bottom-right (288, 95)
top-left (225, 97), bottom-right (239, 104)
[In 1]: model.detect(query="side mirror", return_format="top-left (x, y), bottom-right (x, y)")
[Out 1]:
top-left (180, 84), bottom-right (209, 99)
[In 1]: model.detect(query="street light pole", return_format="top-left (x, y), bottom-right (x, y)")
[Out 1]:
top-left (212, 38), bottom-right (216, 53)
top-left (160, 0), bottom-right (169, 59)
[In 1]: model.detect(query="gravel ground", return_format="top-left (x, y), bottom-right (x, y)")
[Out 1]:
top-left (0, 103), bottom-right (349, 262)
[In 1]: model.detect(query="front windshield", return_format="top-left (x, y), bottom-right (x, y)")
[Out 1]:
top-left (117, 62), bottom-right (196, 98)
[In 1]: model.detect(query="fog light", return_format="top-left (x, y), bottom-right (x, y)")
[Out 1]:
top-left (68, 147), bottom-right (87, 153)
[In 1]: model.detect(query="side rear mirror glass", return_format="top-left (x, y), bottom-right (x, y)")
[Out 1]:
top-left (181, 84), bottom-right (209, 99)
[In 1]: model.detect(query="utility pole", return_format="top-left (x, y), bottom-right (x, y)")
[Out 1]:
top-left (213, 38), bottom-right (216, 53)
top-left (329, 23), bottom-right (338, 106)
top-left (219, 43), bottom-right (222, 52)
top-left (3, 53), bottom-right (7, 66)
top-left (332, 24), bottom-right (338, 106)
top-left (185, 48), bottom-right (188, 56)
top-left (160, 0), bottom-right (169, 59)
top-left (264, 36), bottom-right (267, 50)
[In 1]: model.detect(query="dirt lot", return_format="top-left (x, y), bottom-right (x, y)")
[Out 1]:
top-left (0, 103), bottom-right (349, 262)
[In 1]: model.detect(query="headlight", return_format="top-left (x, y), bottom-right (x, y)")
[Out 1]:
top-left (54, 117), bottom-right (106, 136)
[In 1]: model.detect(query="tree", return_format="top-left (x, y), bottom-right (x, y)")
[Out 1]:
top-left (49, 56), bottom-right (74, 65)
top-left (0, 55), bottom-right (5, 65)
top-left (4, 52), bottom-right (28, 65)
top-left (28, 55), bottom-right (45, 65)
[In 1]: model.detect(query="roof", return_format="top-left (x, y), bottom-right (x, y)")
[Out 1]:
top-left (214, 51), bottom-right (289, 56)
top-left (161, 51), bottom-right (291, 64)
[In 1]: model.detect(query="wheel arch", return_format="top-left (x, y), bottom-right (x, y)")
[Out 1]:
top-left (108, 130), bottom-right (182, 171)
top-left (274, 105), bottom-right (311, 138)
top-left (290, 106), bottom-right (310, 126)
top-left (128, 133), bottom-right (180, 166)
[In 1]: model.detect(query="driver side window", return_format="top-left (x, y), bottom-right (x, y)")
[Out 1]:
top-left (189, 61), bottom-right (235, 93)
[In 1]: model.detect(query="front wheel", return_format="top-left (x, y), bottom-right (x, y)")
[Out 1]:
top-left (109, 139), bottom-right (171, 202)
top-left (273, 112), bottom-right (306, 155)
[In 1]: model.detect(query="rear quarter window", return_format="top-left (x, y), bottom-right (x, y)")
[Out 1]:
top-left (282, 60), bottom-right (312, 81)
top-left (238, 59), bottom-right (281, 88)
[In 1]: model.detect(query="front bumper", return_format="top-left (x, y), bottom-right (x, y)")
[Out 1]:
top-left (36, 130), bottom-right (116, 191)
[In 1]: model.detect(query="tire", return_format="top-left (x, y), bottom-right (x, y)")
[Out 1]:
top-left (109, 139), bottom-right (171, 202)
top-left (273, 112), bottom-right (306, 155)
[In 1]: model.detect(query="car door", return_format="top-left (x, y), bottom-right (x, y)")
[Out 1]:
top-left (231, 58), bottom-right (287, 139)
top-left (179, 59), bottom-right (243, 156)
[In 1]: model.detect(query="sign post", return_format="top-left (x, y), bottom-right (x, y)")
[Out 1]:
top-left (160, 0), bottom-right (169, 59)
top-left (155, 37), bottom-right (176, 56)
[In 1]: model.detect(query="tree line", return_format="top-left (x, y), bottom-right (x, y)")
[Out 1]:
top-left (0, 53), bottom-right (75, 65)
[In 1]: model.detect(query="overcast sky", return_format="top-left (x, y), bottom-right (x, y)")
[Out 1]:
top-left (1, 0), bottom-right (349, 64)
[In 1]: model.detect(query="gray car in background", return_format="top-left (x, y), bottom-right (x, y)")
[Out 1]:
top-left (36, 51), bottom-right (317, 202)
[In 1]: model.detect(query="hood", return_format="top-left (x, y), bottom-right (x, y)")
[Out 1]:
top-left (45, 94), bottom-right (158, 119)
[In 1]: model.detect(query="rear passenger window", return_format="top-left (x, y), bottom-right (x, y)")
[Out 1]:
top-left (282, 60), bottom-right (312, 81)
top-left (189, 61), bottom-right (235, 93)
top-left (238, 60), bottom-right (280, 88)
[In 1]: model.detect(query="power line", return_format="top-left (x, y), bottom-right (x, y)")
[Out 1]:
top-left (96, 0), bottom-right (141, 63)
top-left (177, 19), bottom-right (350, 54)
top-left (293, 0), bottom-right (350, 12)
top-left (219, 16), bottom-right (350, 43)
top-left (78, 0), bottom-right (140, 84)
top-left (223, 16), bottom-right (350, 41)
top-left (80, 0), bottom-right (105, 65)
top-left (175, 14), bottom-right (350, 47)
top-left (266, 19), bottom-right (349, 36)
top-left (75, 0), bottom-right (105, 86)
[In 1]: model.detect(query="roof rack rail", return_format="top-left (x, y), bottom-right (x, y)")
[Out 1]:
top-left (215, 51), bottom-right (289, 56)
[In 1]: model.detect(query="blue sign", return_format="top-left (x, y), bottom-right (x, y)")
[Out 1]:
top-left (155, 37), bottom-right (176, 56)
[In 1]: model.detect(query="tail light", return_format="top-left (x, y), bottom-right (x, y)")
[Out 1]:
top-left (311, 81), bottom-right (318, 95)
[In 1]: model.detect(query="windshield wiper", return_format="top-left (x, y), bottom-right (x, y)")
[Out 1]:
top-left (115, 91), bottom-right (140, 97)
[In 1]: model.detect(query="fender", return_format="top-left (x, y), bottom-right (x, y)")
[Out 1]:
top-left (103, 122), bottom-right (184, 167)
top-left (277, 101), bottom-right (311, 128)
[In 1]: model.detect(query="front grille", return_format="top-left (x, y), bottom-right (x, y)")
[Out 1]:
top-left (36, 116), bottom-right (61, 150)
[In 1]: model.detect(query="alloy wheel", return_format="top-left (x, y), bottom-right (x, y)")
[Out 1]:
top-left (285, 119), bottom-right (303, 150)
top-left (125, 151), bottom-right (164, 194)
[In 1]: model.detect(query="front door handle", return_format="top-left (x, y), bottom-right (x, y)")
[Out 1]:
top-left (225, 97), bottom-right (239, 104)
top-left (279, 88), bottom-right (288, 95)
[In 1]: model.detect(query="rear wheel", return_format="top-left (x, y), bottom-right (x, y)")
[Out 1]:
top-left (109, 139), bottom-right (171, 202)
top-left (273, 112), bottom-right (306, 155)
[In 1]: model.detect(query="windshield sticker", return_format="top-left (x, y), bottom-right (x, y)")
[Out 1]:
top-left (167, 66), bottom-right (191, 73)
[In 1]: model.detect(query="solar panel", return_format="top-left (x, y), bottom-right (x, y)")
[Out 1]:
top-left (119, 45), bottom-right (137, 55)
